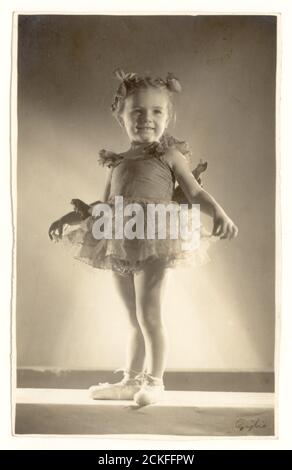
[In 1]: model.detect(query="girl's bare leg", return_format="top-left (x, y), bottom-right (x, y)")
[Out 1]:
top-left (112, 272), bottom-right (146, 376)
top-left (134, 260), bottom-right (170, 380)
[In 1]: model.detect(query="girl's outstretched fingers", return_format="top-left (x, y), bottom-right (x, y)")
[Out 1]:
top-left (221, 221), bottom-right (239, 240)
top-left (212, 211), bottom-right (238, 240)
top-left (231, 223), bottom-right (239, 240)
top-left (48, 219), bottom-right (64, 242)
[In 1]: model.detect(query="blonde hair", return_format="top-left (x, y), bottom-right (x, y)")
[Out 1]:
top-left (110, 69), bottom-right (181, 127)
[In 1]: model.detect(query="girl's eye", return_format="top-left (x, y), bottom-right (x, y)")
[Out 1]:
top-left (131, 109), bottom-right (163, 116)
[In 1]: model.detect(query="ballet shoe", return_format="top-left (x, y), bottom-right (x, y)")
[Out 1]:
top-left (133, 372), bottom-right (165, 406)
top-left (89, 368), bottom-right (145, 400)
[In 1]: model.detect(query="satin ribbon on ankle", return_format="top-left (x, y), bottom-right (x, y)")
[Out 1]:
top-left (113, 367), bottom-right (163, 385)
top-left (114, 367), bottom-right (145, 377)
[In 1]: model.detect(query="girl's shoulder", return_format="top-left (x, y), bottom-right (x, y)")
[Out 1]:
top-left (97, 148), bottom-right (124, 168)
top-left (150, 133), bottom-right (192, 168)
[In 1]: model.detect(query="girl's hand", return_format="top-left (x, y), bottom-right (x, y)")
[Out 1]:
top-left (212, 210), bottom-right (239, 240)
top-left (48, 218), bottom-right (67, 242)
top-left (48, 210), bottom-right (85, 242)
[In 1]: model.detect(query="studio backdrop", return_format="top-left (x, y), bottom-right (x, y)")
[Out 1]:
top-left (16, 15), bottom-right (276, 373)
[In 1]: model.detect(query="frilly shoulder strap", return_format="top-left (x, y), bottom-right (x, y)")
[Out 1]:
top-left (148, 133), bottom-right (192, 164)
top-left (97, 149), bottom-right (124, 168)
top-left (98, 134), bottom-right (192, 167)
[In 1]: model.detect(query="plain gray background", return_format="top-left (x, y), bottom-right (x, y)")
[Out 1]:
top-left (16, 15), bottom-right (276, 371)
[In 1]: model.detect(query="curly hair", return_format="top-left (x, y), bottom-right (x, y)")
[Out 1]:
top-left (110, 68), bottom-right (182, 126)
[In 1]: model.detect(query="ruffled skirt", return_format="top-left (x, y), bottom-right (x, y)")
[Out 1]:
top-left (61, 198), bottom-right (218, 277)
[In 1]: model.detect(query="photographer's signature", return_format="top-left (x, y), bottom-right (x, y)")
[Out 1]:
top-left (235, 417), bottom-right (266, 433)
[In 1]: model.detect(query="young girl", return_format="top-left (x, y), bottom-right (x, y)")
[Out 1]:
top-left (49, 68), bottom-right (238, 406)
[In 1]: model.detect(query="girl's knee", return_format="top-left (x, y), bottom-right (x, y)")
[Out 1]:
top-left (137, 307), bottom-right (164, 333)
top-left (127, 314), bottom-right (143, 331)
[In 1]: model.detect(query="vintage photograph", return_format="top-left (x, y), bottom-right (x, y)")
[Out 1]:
top-left (13, 13), bottom-right (277, 437)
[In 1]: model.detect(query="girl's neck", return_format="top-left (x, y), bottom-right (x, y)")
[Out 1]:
top-left (130, 140), bottom-right (159, 151)
top-left (131, 140), bottom-right (153, 148)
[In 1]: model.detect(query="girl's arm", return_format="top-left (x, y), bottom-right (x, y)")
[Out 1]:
top-left (166, 148), bottom-right (238, 240)
top-left (71, 167), bottom-right (113, 216)
top-left (100, 166), bottom-right (113, 202)
top-left (88, 167), bottom-right (113, 213)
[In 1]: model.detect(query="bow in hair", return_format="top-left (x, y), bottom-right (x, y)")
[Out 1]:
top-left (113, 68), bottom-right (182, 93)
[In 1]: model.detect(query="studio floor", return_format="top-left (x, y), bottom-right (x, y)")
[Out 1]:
top-left (15, 388), bottom-right (274, 437)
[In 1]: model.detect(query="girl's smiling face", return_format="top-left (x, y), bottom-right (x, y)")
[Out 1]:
top-left (118, 87), bottom-right (171, 144)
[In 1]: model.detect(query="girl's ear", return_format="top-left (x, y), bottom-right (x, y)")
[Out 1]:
top-left (116, 114), bottom-right (125, 129)
top-left (167, 109), bottom-right (176, 128)
top-left (165, 113), bottom-right (171, 128)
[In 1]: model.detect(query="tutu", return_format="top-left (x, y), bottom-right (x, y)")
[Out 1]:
top-left (60, 133), bottom-right (218, 276)
top-left (62, 198), bottom-right (217, 277)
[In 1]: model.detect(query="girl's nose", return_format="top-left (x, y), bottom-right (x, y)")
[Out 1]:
top-left (141, 110), bottom-right (153, 122)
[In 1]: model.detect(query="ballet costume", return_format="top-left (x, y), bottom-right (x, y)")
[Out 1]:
top-left (60, 132), bottom-right (216, 405)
